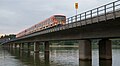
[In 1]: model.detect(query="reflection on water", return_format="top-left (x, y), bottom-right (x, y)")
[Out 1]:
top-left (79, 60), bottom-right (92, 66)
top-left (99, 60), bottom-right (112, 66)
top-left (0, 47), bottom-right (120, 66)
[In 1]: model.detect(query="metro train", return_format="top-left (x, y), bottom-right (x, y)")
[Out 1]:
top-left (16, 14), bottom-right (66, 38)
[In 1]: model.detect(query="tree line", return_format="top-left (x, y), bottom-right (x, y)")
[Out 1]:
top-left (0, 34), bottom-right (16, 44)
top-left (0, 34), bottom-right (16, 39)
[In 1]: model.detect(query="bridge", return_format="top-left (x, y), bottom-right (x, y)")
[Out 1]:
top-left (2, 0), bottom-right (120, 60)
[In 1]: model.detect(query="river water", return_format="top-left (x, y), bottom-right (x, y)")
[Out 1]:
top-left (0, 46), bottom-right (120, 66)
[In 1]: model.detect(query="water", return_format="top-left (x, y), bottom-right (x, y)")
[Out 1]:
top-left (0, 47), bottom-right (120, 66)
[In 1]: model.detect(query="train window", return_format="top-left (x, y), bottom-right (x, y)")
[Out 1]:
top-left (55, 16), bottom-right (65, 21)
top-left (55, 16), bottom-right (65, 19)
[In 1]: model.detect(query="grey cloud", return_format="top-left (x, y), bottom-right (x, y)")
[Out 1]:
top-left (0, 0), bottom-right (115, 34)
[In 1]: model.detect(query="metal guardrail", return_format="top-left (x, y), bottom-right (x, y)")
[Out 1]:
top-left (66, 0), bottom-right (120, 25)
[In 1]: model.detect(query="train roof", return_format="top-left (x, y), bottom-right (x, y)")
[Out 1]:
top-left (53, 14), bottom-right (65, 16)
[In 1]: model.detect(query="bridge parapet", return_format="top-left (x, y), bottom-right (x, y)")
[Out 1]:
top-left (66, 0), bottom-right (120, 24)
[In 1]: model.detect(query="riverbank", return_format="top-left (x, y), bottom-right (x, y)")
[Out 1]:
top-left (92, 44), bottom-right (120, 49)
top-left (50, 45), bottom-right (78, 48)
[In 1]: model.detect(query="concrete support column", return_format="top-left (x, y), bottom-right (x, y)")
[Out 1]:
top-left (99, 39), bottom-right (112, 60)
top-left (27, 43), bottom-right (31, 51)
top-left (14, 43), bottom-right (17, 48)
top-left (44, 41), bottom-right (49, 63)
top-left (45, 41), bottom-right (49, 52)
top-left (3, 44), bottom-right (7, 49)
top-left (79, 40), bottom-right (92, 60)
top-left (9, 44), bottom-right (14, 52)
top-left (20, 43), bottom-right (24, 50)
top-left (10, 44), bottom-right (13, 49)
top-left (7, 44), bottom-right (10, 50)
top-left (8, 44), bottom-right (10, 48)
top-left (34, 42), bottom-right (39, 53)
top-left (18, 43), bottom-right (21, 50)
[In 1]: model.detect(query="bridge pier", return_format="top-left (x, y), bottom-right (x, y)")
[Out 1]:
top-left (99, 39), bottom-right (112, 60)
top-left (13, 43), bottom-right (17, 48)
top-left (44, 41), bottom-right (49, 63)
top-left (9, 43), bottom-right (14, 53)
top-left (27, 43), bottom-right (31, 51)
top-left (20, 43), bottom-right (24, 50)
top-left (18, 43), bottom-right (21, 50)
top-left (34, 42), bottom-right (40, 53)
top-left (79, 40), bottom-right (92, 60)
top-left (10, 43), bottom-right (13, 49)
top-left (4, 44), bottom-right (10, 49)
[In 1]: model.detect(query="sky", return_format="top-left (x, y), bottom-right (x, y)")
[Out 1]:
top-left (0, 0), bottom-right (116, 35)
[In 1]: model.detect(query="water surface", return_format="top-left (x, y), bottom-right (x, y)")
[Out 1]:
top-left (0, 47), bottom-right (120, 66)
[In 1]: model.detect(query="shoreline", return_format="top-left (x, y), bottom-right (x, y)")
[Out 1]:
top-left (50, 45), bottom-right (79, 48)
top-left (50, 45), bottom-right (120, 49)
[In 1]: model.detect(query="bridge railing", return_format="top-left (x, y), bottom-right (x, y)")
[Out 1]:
top-left (66, 0), bottom-right (120, 26)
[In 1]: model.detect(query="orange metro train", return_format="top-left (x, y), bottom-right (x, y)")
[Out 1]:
top-left (16, 14), bottom-right (66, 38)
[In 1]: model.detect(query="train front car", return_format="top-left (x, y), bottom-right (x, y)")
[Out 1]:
top-left (16, 15), bottom-right (66, 38)
top-left (52, 15), bottom-right (66, 26)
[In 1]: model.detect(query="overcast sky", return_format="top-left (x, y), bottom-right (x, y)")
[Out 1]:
top-left (0, 0), bottom-right (116, 35)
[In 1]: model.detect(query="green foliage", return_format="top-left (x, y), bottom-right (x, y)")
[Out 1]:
top-left (0, 34), bottom-right (16, 44)
top-left (112, 40), bottom-right (120, 45)
top-left (0, 34), bottom-right (16, 39)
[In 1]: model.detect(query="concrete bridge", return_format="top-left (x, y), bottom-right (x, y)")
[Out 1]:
top-left (2, 0), bottom-right (120, 60)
